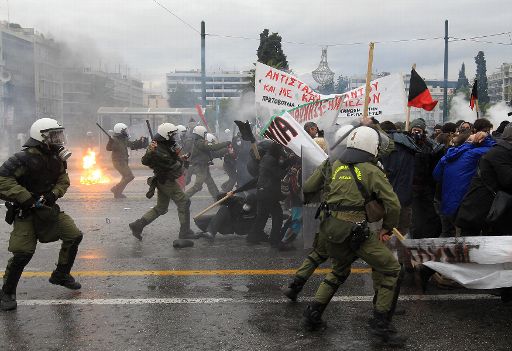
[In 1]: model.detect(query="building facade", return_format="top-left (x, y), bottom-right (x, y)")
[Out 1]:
top-left (0, 23), bottom-right (37, 154)
top-left (63, 69), bottom-right (144, 145)
top-left (488, 63), bottom-right (512, 104)
top-left (166, 69), bottom-right (252, 105)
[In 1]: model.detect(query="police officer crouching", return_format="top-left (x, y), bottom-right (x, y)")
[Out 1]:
top-left (0, 118), bottom-right (83, 311)
top-left (301, 126), bottom-right (406, 346)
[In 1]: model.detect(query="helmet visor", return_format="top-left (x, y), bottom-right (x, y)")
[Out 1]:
top-left (46, 129), bottom-right (66, 146)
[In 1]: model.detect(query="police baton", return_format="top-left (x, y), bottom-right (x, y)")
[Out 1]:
top-left (193, 192), bottom-right (234, 220)
top-left (146, 120), bottom-right (154, 139)
top-left (96, 122), bottom-right (112, 139)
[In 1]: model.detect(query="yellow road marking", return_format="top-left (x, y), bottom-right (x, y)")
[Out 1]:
top-left (20, 268), bottom-right (370, 278)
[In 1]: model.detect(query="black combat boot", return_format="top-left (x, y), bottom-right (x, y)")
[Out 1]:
top-left (1, 253), bottom-right (33, 311)
top-left (49, 266), bottom-right (81, 290)
top-left (179, 207), bottom-right (199, 239)
top-left (0, 289), bottom-right (17, 311)
top-left (301, 302), bottom-right (327, 331)
top-left (283, 277), bottom-right (306, 302)
top-left (129, 218), bottom-right (147, 240)
top-left (368, 310), bottom-right (407, 347)
top-left (178, 226), bottom-right (199, 239)
top-left (49, 236), bottom-right (82, 290)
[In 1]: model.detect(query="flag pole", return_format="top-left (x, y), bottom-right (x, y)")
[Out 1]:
top-left (406, 107), bottom-right (411, 132)
top-left (362, 42), bottom-right (375, 122)
top-left (405, 64), bottom-right (416, 132)
top-left (475, 100), bottom-right (480, 119)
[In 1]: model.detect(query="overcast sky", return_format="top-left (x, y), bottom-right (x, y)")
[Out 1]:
top-left (2, 0), bottom-right (511, 93)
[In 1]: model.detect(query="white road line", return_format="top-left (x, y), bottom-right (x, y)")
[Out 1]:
top-left (17, 294), bottom-right (499, 306)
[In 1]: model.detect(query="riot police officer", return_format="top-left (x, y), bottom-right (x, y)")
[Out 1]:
top-left (106, 122), bottom-right (147, 198)
top-left (0, 118), bottom-right (83, 311)
top-left (300, 126), bottom-right (406, 346)
top-left (283, 125), bottom-right (354, 300)
top-left (129, 123), bottom-right (197, 240)
top-left (185, 126), bottom-right (230, 199)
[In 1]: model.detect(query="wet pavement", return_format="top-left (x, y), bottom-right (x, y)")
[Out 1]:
top-left (0, 166), bottom-right (511, 351)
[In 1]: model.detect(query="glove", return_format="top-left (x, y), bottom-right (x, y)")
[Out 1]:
top-left (43, 191), bottom-right (57, 206)
top-left (20, 197), bottom-right (35, 211)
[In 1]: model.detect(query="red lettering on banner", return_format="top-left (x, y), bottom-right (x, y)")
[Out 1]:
top-left (279, 88), bottom-right (292, 98)
top-left (297, 81), bottom-right (303, 90)
top-left (348, 98), bottom-right (363, 107)
top-left (288, 77), bottom-right (296, 87)
top-left (302, 85), bottom-right (310, 94)
top-left (280, 73), bottom-right (288, 84)
top-left (372, 81), bottom-right (378, 91)
top-left (264, 129), bottom-right (279, 143)
top-left (264, 84), bottom-right (275, 93)
top-left (328, 96), bottom-right (342, 110)
top-left (274, 116), bottom-right (298, 144)
top-left (358, 88), bottom-right (364, 97)
top-left (266, 123), bottom-right (285, 145)
top-left (350, 91), bottom-right (358, 99)
top-left (265, 70), bottom-right (274, 79)
top-left (317, 102), bottom-right (325, 116)
top-left (373, 93), bottom-right (381, 104)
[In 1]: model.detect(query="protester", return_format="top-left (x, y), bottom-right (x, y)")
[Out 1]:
top-left (433, 118), bottom-right (496, 237)
top-left (304, 121), bottom-right (318, 139)
top-left (246, 141), bottom-right (288, 246)
top-left (195, 193), bottom-right (257, 241)
top-left (380, 121), bottom-right (416, 237)
top-left (408, 118), bottom-right (444, 239)
top-left (431, 124), bottom-right (442, 140)
top-left (456, 123), bottom-right (512, 236)
top-left (278, 154), bottom-right (302, 251)
top-left (492, 121), bottom-right (510, 138)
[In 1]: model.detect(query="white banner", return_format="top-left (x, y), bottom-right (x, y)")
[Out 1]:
top-left (260, 111), bottom-right (327, 166)
top-left (423, 262), bottom-right (512, 289)
top-left (255, 62), bottom-right (407, 125)
top-left (402, 236), bottom-right (512, 265)
top-left (402, 236), bottom-right (512, 289)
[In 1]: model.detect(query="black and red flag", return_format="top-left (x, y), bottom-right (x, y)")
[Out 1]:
top-left (407, 68), bottom-right (438, 111)
top-left (470, 80), bottom-right (478, 110)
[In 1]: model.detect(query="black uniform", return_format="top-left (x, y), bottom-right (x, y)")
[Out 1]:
top-left (247, 142), bottom-right (287, 245)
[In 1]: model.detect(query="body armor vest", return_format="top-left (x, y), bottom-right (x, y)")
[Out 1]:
top-left (15, 148), bottom-right (64, 196)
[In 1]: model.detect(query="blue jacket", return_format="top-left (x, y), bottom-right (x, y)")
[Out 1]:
top-left (433, 136), bottom-right (496, 216)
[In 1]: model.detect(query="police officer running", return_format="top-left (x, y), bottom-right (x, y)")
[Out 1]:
top-left (106, 122), bottom-right (147, 198)
top-left (129, 123), bottom-right (197, 240)
top-left (0, 118), bottom-right (83, 311)
top-left (300, 126), bottom-right (406, 346)
top-left (185, 126), bottom-right (230, 199)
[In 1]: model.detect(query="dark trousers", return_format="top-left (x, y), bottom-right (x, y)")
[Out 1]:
top-left (411, 190), bottom-right (441, 239)
top-left (248, 192), bottom-right (283, 244)
top-left (207, 206), bottom-right (233, 235)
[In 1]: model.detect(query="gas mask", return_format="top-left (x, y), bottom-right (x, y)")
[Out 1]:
top-left (55, 145), bottom-right (72, 161)
top-left (242, 203), bottom-right (251, 212)
top-left (46, 129), bottom-right (72, 161)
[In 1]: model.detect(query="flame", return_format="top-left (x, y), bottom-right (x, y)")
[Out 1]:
top-left (80, 149), bottom-right (110, 185)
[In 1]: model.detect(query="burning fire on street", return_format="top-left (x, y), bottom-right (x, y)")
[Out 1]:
top-left (80, 149), bottom-right (110, 185)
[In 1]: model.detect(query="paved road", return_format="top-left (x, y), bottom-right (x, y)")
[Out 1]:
top-left (0, 168), bottom-right (510, 351)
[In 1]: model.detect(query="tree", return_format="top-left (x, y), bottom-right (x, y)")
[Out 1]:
top-left (335, 75), bottom-right (350, 94)
top-left (167, 83), bottom-right (199, 108)
top-left (317, 81), bottom-right (334, 95)
top-left (456, 62), bottom-right (470, 91)
top-left (475, 51), bottom-right (490, 105)
top-left (257, 29), bottom-right (289, 70)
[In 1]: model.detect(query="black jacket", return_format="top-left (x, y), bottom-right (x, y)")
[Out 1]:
top-left (456, 140), bottom-right (512, 234)
top-left (381, 132), bottom-right (417, 207)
